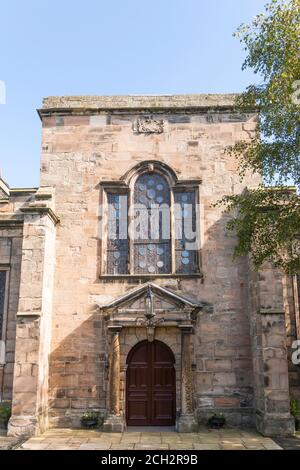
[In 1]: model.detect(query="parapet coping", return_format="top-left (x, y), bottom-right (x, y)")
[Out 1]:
top-left (38, 93), bottom-right (258, 117)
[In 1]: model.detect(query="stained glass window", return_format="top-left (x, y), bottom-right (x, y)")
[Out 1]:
top-left (133, 173), bottom-right (171, 274)
top-left (105, 170), bottom-right (199, 276)
top-left (107, 193), bottom-right (128, 274)
top-left (174, 191), bottom-right (198, 273)
top-left (0, 271), bottom-right (6, 339)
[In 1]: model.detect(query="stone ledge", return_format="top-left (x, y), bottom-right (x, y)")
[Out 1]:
top-left (20, 206), bottom-right (60, 225)
top-left (259, 308), bottom-right (285, 315)
top-left (0, 218), bottom-right (24, 228)
top-left (16, 311), bottom-right (42, 317)
top-left (41, 94), bottom-right (240, 111)
top-left (99, 273), bottom-right (203, 282)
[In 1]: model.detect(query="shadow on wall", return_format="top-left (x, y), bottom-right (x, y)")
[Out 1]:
top-left (45, 209), bottom-right (260, 429)
top-left (9, 208), bottom-right (298, 431)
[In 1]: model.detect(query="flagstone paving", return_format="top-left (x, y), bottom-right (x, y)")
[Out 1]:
top-left (17, 427), bottom-right (284, 450)
top-left (0, 429), bottom-right (23, 450)
top-left (1, 427), bottom-right (299, 450)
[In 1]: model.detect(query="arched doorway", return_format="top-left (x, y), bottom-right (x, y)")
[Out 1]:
top-left (126, 340), bottom-right (176, 426)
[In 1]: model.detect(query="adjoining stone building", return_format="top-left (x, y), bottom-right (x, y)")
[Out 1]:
top-left (0, 94), bottom-right (299, 437)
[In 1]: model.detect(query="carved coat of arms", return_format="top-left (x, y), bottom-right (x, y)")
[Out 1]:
top-left (135, 118), bottom-right (164, 134)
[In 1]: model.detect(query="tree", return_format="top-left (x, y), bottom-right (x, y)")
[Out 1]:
top-left (219, 0), bottom-right (300, 274)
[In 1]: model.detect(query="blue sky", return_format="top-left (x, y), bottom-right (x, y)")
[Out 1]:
top-left (0, 0), bottom-right (267, 188)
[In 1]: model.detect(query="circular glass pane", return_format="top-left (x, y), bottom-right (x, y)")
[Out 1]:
top-left (147, 179), bottom-right (155, 187)
top-left (182, 258), bottom-right (190, 265)
top-left (139, 184), bottom-right (146, 191)
top-left (139, 261), bottom-right (146, 268)
top-left (181, 194), bottom-right (188, 202)
top-left (182, 251), bottom-right (189, 257)
top-left (148, 265), bottom-right (155, 273)
top-left (139, 195), bottom-right (147, 204)
top-left (157, 261), bottom-right (164, 268)
top-left (138, 247), bottom-right (146, 256)
top-left (156, 184), bottom-right (164, 191)
top-left (156, 196), bottom-right (163, 204)
top-left (114, 252), bottom-right (121, 259)
top-left (147, 189), bottom-right (156, 199)
top-left (157, 247), bottom-right (164, 255)
top-left (148, 244), bottom-right (156, 252)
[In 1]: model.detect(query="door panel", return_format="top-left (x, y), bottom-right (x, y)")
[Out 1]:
top-left (126, 340), bottom-right (175, 426)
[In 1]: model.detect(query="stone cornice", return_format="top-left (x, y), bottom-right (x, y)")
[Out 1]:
top-left (258, 308), bottom-right (285, 315)
top-left (10, 188), bottom-right (38, 194)
top-left (20, 206), bottom-right (60, 225)
top-left (0, 218), bottom-right (24, 228)
top-left (17, 311), bottom-right (41, 317)
top-left (100, 273), bottom-right (203, 282)
top-left (38, 93), bottom-right (257, 118)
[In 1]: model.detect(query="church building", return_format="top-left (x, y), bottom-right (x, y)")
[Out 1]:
top-left (0, 94), bottom-right (299, 437)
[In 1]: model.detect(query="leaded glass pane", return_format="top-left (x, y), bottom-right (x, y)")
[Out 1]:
top-left (0, 271), bottom-right (6, 339)
top-left (133, 173), bottom-right (171, 274)
top-left (107, 193), bottom-right (128, 274)
top-left (134, 242), bottom-right (170, 274)
top-left (174, 191), bottom-right (198, 274)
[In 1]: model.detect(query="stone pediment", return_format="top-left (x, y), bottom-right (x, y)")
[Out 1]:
top-left (99, 283), bottom-right (210, 327)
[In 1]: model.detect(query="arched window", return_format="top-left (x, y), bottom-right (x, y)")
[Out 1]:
top-left (103, 162), bottom-right (200, 277)
top-left (133, 172), bottom-right (171, 274)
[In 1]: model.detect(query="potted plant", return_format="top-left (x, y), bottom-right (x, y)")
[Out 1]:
top-left (290, 399), bottom-right (300, 431)
top-left (80, 411), bottom-right (99, 429)
top-left (0, 402), bottom-right (11, 429)
top-left (207, 412), bottom-right (226, 429)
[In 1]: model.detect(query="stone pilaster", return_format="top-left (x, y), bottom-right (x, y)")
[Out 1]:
top-left (7, 209), bottom-right (57, 437)
top-left (103, 326), bottom-right (124, 432)
top-left (0, 365), bottom-right (4, 400)
top-left (176, 325), bottom-right (198, 432)
top-left (249, 263), bottom-right (294, 436)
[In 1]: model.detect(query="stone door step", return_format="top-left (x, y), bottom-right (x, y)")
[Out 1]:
top-left (126, 426), bottom-right (175, 433)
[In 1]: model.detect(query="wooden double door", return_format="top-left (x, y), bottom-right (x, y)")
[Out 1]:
top-left (126, 340), bottom-right (176, 426)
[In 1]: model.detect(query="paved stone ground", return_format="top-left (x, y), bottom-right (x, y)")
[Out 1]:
top-left (1, 427), bottom-right (299, 451)
top-left (16, 427), bottom-right (284, 450)
top-left (274, 435), bottom-right (300, 450)
top-left (0, 429), bottom-right (23, 450)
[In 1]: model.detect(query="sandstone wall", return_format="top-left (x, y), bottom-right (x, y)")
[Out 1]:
top-left (0, 191), bottom-right (36, 401)
top-left (39, 96), bottom-right (260, 427)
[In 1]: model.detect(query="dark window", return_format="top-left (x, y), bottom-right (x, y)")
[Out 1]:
top-left (174, 191), bottom-right (198, 273)
top-left (0, 271), bottom-right (6, 339)
top-left (107, 193), bottom-right (128, 274)
top-left (133, 173), bottom-right (171, 274)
